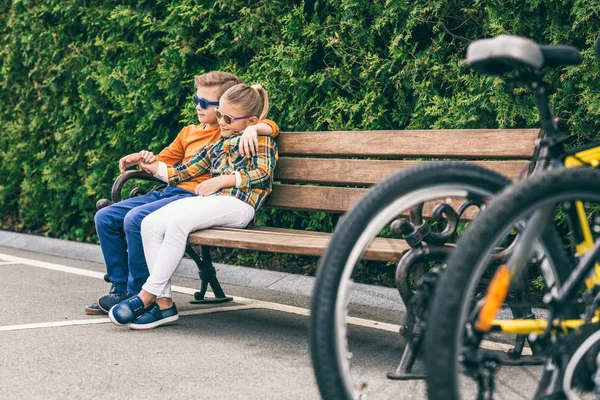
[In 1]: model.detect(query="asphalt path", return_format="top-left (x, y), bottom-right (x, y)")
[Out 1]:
top-left (0, 245), bottom-right (544, 399)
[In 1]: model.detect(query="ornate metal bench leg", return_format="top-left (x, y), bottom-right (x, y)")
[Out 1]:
top-left (186, 244), bottom-right (233, 304)
top-left (388, 249), bottom-right (427, 380)
top-left (389, 217), bottom-right (453, 380)
top-left (387, 335), bottom-right (426, 380)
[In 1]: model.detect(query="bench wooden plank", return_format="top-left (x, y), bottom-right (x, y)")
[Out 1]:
top-left (188, 226), bottom-right (409, 261)
top-left (276, 129), bottom-right (540, 159)
top-left (275, 158), bottom-right (528, 185)
top-left (267, 184), bottom-right (365, 213)
top-left (266, 184), bottom-right (481, 219)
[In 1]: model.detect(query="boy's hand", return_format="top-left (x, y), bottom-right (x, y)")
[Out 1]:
top-left (139, 160), bottom-right (159, 175)
top-left (119, 152), bottom-right (142, 173)
top-left (119, 151), bottom-right (156, 173)
top-left (139, 150), bottom-right (156, 164)
top-left (195, 176), bottom-right (233, 196)
top-left (240, 126), bottom-right (258, 158)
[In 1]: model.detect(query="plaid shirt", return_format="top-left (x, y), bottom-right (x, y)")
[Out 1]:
top-left (167, 134), bottom-right (278, 210)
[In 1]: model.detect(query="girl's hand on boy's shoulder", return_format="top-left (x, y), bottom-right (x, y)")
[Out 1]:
top-left (240, 126), bottom-right (258, 159)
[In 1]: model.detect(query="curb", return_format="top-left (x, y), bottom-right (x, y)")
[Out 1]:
top-left (0, 230), bottom-right (404, 311)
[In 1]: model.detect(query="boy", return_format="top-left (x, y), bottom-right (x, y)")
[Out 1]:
top-left (86, 72), bottom-right (279, 315)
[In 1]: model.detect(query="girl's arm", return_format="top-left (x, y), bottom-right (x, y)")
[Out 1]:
top-left (166, 145), bottom-right (213, 185)
top-left (194, 175), bottom-right (236, 196)
top-left (140, 144), bottom-right (214, 185)
top-left (236, 137), bottom-right (278, 190)
top-left (239, 119), bottom-right (279, 158)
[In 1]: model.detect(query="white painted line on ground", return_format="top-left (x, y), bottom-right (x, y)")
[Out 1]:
top-left (251, 300), bottom-right (402, 333)
top-left (250, 300), bottom-right (533, 353)
top-left (0, 304), bottom-right (263, 332)
top-left (481, 340), bottom-right (532, 356)
top-left (0, 250), bottom-right (533, 355)
top-left (0, 253), bottom-right (105, 279)
top-left (0, 318), bottom-right (111, 332)
top-left (170, 284), bottom-right (253, 305)
top-left (0, 253), bottom-right (255, 305)
top-left (0, 261), bottom-right (19, 266)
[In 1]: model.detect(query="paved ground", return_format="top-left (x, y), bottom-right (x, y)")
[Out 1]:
top-left (0, 237), bottom-right (543, 399)
top-left (0, 245), bottom-right (423, 399)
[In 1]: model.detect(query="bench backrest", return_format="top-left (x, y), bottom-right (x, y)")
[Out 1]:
top-left (267, 129), bottom-right (540, 215)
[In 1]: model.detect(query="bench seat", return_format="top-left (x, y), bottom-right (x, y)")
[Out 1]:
top-left (188, 226), bottom-right (409, 262)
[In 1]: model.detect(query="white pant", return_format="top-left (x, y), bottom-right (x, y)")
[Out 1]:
top-left (141, 195), bottom-right (255, 298)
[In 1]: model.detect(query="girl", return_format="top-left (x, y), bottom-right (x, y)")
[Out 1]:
top-left (108, 83), bottom-right (278, 329)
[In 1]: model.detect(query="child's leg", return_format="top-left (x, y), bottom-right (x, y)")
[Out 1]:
top-left (140, 195), bottom-right (255, 300)
top-left (122, 186), bottom-right (195, 294)
top-left (94, 191), bottom-right (163, 292)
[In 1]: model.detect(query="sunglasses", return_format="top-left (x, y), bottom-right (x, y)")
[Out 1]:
top-left (193, 95), bottom-right (219, 110)
top-left (214, 108), bottom-right (251, 125)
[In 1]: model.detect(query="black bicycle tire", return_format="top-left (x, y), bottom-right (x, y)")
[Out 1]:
top-left (424, 168), bottom-right (600, 400)
top-left (310, 162), bottom-right (518, 400)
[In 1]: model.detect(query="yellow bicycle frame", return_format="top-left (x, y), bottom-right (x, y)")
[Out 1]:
top-left (476, 145), bottom-right (600, 334)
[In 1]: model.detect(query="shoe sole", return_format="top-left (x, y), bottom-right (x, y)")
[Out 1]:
top-left (129, 314), bottom-right (180, 330)
top-left (84, 306), bottom-right (106, 315)
top-left (108, 307), bottom-right (129, 327)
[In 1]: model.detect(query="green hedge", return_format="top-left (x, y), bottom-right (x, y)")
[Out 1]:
top-left (1, 0), bottom-right (599, 241)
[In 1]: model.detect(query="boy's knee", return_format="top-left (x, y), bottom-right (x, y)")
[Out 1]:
top-left (123, 209), bottom-right (144, 232)
top-left (94, 206), bottom-right (117, 230)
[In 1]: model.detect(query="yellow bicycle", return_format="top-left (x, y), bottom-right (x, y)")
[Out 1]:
top-left (425, 36), bottom-right (600, 400)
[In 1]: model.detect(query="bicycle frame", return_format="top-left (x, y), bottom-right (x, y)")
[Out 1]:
top-left (476, 146), bottom-right (600, 335)
top-left (469, 72), bottom-right (600, 336)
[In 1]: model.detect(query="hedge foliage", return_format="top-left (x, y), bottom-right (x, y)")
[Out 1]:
top-left (1, 0), bottom-right (599, 241)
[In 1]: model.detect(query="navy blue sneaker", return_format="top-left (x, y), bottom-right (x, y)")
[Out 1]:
top-left (97, 285), bottom-right (133, 313)
top-left (108, 295), bottom-right (150, 326)
top-left (129, 303), bottom-right (179, 330)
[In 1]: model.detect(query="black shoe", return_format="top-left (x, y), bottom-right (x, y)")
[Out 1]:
top-left (97, 285), bottom-right (133, 313)
top-left (84, 302), bottom-right (106, 315)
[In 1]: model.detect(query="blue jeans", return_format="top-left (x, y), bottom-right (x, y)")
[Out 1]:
top-left (94, 186), bottom-right (195, 294)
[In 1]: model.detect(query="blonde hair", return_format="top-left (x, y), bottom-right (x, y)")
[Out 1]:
top-left (221, 83), bottom-right (269, 120)
top-left (194, 71), bottom-right (243, 98)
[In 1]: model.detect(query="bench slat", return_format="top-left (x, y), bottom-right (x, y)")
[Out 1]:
top-left (266, 184), bottom-right (480, 219)
top-left (275, 158), bottom-right (528, 185)
top-left (276, 129), bottom-right (540, 159)
top-left (188, 226), bottom-right (408, 261)
top-left (266, 184), bottom-right (365, 213)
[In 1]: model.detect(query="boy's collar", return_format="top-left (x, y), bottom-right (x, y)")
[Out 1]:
top-left (223, 130), bottom-right (242, 138)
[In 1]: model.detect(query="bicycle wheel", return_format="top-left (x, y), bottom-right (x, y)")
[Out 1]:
top-left (425, 168), bottom-right (600, 400)
top-left (310, 162), bottom-right (541, 400)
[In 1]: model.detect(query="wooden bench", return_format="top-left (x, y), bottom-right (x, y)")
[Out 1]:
top-left (98, 128), bottom-right (541, 380)
top-left (100, 128), bottom-right (540, 305)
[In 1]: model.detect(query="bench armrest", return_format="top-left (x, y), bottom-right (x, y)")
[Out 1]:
top-left (111, 170), bottom-right (165, 202)
top-left (96, 170), bottom-right (166, 210)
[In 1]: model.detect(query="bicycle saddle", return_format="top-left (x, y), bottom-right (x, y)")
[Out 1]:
top-left (467, 34), bottom-right (581, 76)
